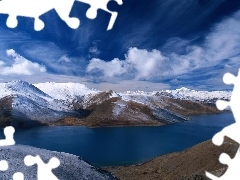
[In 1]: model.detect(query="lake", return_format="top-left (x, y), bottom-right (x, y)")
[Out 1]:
top-left (1, 112), bottom-right (235, 167)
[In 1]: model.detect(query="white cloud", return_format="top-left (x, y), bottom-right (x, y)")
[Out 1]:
top-left (57, 55), bottom-right (72, 63)
top-left (86, 10), bottom-right (240, 82)
top-left (0, 49), bottom-right (46, 75)
top-left (126, 48), bottom-right (171, 79)
top-left (88, 46), bottom-right (101, 57)
top-left (87, 48), bottom-right (173, 80)
top-left (87, 58), bottom-right (129, 77)
top-left (88, 40), bottom-right (101, 58)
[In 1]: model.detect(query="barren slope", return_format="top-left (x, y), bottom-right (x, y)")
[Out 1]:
top-left (106, 137), bottom-right (238, 180)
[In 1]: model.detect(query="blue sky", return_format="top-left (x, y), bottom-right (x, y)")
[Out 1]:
top-left (0, 0), bottom-right (239, 91)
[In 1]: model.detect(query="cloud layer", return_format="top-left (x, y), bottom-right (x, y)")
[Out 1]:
top-left (0, 49), bottom-right (46, 75)
top-left (86, 10), bottom-right (240, 86)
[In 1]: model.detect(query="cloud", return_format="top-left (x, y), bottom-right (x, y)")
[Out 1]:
top-left (57, 55), bottom-right (72, 63)
top-left (20, 42), bottom-right (88, 76)
top-left (86, 47), bottom-right (181, 80)
top-left (86, 10), bottom-right (240, 85)
top-left (86, 80), bottom-right (170, 92)
top-left (0, 49), bottom-right (46, 75)
top-left (88, 41), bottom-right (101, 58)
top-left (87, 58), bottom-right (129, 77)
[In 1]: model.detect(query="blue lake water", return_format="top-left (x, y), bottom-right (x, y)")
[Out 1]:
top-left (1, 112), bottom-right (235, 167)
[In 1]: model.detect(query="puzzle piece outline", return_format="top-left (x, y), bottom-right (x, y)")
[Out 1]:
top-left (206, 69), bottom-right (240, 179)
top-left (76, 0), bottom-right (123, 30)
top-left (24, 155), bottom-right (60, 180)
top-left (0, 126), bottom-right (15, 147)
top-left (0, 0), bottom-right (123, 31)
top-left (0, 0), bottom-right (80, 31)
top-left (206, 148), bottom-right (240, 180)
top-left (0, 126), bottom-right (25, 180)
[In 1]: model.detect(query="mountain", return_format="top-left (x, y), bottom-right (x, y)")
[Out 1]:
top-left (0, 144), bottom-right (115, 180)
top-left (0, 80), bottom-right (231, 128)
top-left (0, 80), bottom-right (81, 128)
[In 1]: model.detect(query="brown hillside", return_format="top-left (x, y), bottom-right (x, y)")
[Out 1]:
top-left (106, 137), bottom-right (238, 180)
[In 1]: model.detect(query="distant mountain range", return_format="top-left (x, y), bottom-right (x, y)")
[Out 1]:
top-left (0, 80), bottom-right (231, 128)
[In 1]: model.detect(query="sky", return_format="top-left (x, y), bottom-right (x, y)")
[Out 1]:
top-left (0, 0), bottom-right (239, 91)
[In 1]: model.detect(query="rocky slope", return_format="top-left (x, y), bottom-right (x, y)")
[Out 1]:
top-left (0, 80), bottom-right (231, 128)
top-left (105, 137), bottom-right (239, 180)
top-left (0, 81), bottom-right (80, 128)
top-left (0, 144), bottom-right (115, 180)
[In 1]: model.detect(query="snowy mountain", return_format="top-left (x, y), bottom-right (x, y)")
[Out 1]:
top-left (0, 81), bottom-right (81, 127)
top-left (0, 145), bottom-right (115, 180)
top-left (165, 87), bottom-right (230, 102)
top-left (121, 87), bottom-right (230, 102)
top-left (0, 81), bottom-right (231, 128)
top-left (35, 82), bottom-right (100, 104)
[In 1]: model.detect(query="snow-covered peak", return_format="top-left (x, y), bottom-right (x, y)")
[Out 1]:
top-left (34, 82), bottom-right (100, 101)
top-left (166, 87), bottom-right (231, 101)
top-left (0, 80), bottom-right (49, 99)
top-left (174, 87), bottom-right (192, 92)
top-left (0, 81), bottom-right (73, 121)
top-left (120, 90), bottom-right (156, 96)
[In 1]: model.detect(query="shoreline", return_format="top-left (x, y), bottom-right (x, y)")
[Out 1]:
top-left (104, 137), bottom-right (238, 180)
top-left (48, 110), bottom-right (229, 128)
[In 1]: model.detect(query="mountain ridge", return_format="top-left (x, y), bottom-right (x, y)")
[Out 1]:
top-left (0, 80), bottom-right (231, 128)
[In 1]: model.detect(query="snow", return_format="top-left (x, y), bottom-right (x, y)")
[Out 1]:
top-left (0, 81), bottom-right (74, 122)
top-left (109, 91), bottom-right (120, 98)
top-left (34, 82), bottom-right (100, 101)
top-left (119, 87), bottom-right (231, 103)
top-left (7, 81), bottom-right (69, 111)
top-left (112, 101), bottom-right (127, 117)
top-left (166, 87), bottom-right (231, 101)
top-left (0, 80), bottom-right (232, 124)
top-left (3, 81), bottom-right (230, 109)
top-left (0, 80), bottom-right (49, 99)
top-left (0, 145), bottom-right (115, 180)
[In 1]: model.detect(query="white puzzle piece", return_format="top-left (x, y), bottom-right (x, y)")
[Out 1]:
top-left (24, 155), bottom-right (60, 180)
top-left (76, 0), bottom-right (123, 30)
top-left (206, 69), bottom-right (240, 179)
top-left (0, 0), bottom-right (79, 31)
top-left (0, 126), bottom-right (15, 146)
top-left (0, 0), bottom-right (123, 31)
top-left (0, 160), bottom-right (8, 171)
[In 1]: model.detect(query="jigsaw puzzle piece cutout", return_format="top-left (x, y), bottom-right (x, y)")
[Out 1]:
top-left (215, 70), bottom-right (240, 122)
top-left (214, 70), bottom-right (240, 146)
top-left (206, 149), bottom-right (240, 180)
top-left (212, 123), bottom-right (240, 146)
top-left (0, 159), bottom-right (24, 180)
top-left (0, 0), bottom-right (79, 31)
top-left (53, 0), bottom-right (80, 29)
top-left (207, 70), bottom-right (240, 179)
top-left (0, 160), bottom-right (8, 171)
top-left (12, 172), bottom-right (24, 180)
top-left (107, 0), bottom-right (123, 12)
top-left (216, 100), bottom-right (229, 111)
top-left (0, 126), bottom-right (15, 146)
top-left (223, 72), bottom-right (236, 85)
top-left (24, 155), bottom-right (60, 180)
top-left (225, 70), bottom-right (240, 121)
top-left (76, 0), bottom-right (123, 30)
